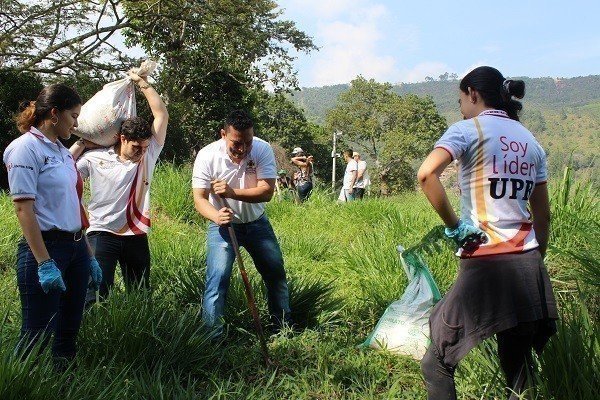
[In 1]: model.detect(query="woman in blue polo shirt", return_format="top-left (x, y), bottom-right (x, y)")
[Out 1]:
top-left (3, 84), bottom-right (102, 365)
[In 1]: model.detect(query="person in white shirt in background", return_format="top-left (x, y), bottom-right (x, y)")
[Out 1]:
top-left (352, 152), bottom-right (370, 199)
top-left (192, 109), bottom-right (292, 338)
top-left (3, 84), bottom-right (101, 366)
top-left (338, 149), bottom-right (358, 202)
top-left (70, 71), bottom-right (168, 302)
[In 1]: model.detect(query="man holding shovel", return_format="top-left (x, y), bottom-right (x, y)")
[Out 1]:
top-left (192, 109), bottom-right (292, 339)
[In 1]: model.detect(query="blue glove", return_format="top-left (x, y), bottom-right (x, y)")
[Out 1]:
top-left (445, 220), bottom-right (488, 251)
top-left (89, 257), bottom-right (103, 290)
top-left (38, 259), bottom-right (66, 294)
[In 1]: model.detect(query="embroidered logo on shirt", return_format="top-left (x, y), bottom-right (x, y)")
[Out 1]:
top-left (43, 156), bottom-right (59, 165)
top-left (245, 159), bottom-right (257, 174)
top-left (6, 163), bottom-right (34, 171)
top-left (98, 160), bottom-right (117, 169)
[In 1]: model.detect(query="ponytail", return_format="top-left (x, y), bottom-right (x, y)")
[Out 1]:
top-left (16, 101), bottom-right (37, 133)
top-left (501, 79), bottom-right (525, 120)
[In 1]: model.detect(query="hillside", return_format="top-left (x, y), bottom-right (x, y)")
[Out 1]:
top-left (291, 75), bottom-right (600, 122)
top-left (290, 76), bottom-right (600, 179)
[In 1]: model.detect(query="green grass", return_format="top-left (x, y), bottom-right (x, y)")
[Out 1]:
top-left (0, 164), bottom-right (597, 399)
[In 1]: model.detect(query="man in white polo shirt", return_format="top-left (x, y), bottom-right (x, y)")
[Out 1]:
top-left (338, 149), bottom-right (358, 202)
top-left (192, 109), bottom-right (291, 337)
top-left (352, 152), bottom-right (370, 199)
top-left (70, 71), bottom-right (168, 300)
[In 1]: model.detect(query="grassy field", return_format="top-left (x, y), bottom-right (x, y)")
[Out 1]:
top-left (0, 164), bottom-right (597, 399)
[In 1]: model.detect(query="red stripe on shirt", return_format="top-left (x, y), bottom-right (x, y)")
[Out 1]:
top-left (125, 166), bottom-right (149, 234)
top-left (462, 222), bottom-right (533, 258)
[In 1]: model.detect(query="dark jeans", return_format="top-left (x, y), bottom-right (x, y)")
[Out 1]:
top-left (421, 324), bottom-right (537, 400)
top-left (296, 181), bottom-right (313, 202)
top-left (353, 188), bottom-right (365, 199)
top-left (86, 231), bottom-right (150, 301)
top-left (16, 236), bottom-right (90, 360)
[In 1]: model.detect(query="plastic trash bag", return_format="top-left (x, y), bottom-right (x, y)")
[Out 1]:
top-left (76, 60), bottom-right (157, 146)
top-left (362, 245), bottom-right (441, 359)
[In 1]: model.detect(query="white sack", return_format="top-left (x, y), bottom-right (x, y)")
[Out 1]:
top-left (76, 60), bottom-right (157, 146)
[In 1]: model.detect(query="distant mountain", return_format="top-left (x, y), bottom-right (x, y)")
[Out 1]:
top-left (289, 75), bottom-right (600, 180)
top-left (290, 75), bottom-right (600, 123)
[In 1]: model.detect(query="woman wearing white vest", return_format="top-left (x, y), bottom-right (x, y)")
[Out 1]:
top-left (417, 66), bottom-right (557, 399)
top-left (3, 84), bottom-right (102, 366)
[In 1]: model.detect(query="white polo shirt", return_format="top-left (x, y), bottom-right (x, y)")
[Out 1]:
top-left (3, 128), bottom-right (83, 232)
top-left (192, 137), bottom-right (277, 224)
top-left (76, 137), bottom-right (163, 235)
top-left (343, 160), bottom-right (358, 189)
top-left (435, 109), bottom-right (547, 257)
top-left (354, 160), bottom-right (370, 189)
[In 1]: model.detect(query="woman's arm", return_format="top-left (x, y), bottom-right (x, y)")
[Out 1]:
top-left (291, 156), bottom-right (308, 167)
top-left (417, 148), bottom-right (459, 228)
top-left (529, 183), bottom-right (550, 257)
top-left (14, 200), bottom-right (50, 263)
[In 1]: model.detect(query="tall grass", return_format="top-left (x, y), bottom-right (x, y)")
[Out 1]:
top-left (536, 296), bottom-right (599, 399)
top-left (0, 163), bottom-right (597, 398)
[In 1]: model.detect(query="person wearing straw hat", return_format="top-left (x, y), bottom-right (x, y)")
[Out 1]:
top-left (290, 147), bottom-right (314, 202)
top-left (192, 109), bottom-right (292, 338)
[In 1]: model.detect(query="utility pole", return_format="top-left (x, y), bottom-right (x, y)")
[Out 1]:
top-left (332, 131), bottom-right (342, 190)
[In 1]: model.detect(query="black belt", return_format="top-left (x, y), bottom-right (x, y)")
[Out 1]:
top-left (41, 230), bottom-right (84, 242)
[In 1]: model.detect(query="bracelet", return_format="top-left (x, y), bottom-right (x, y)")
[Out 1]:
top-left (138, 83), bottom-right (150, 89)
top-left (38, 258), bottom-right (53, 268)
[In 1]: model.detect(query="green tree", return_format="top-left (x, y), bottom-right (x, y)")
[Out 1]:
top-left (252, 92), bottom-right (330, 182)
top-left (1, 1), bottom-right (316, 162)
top-left (325, 76), bottom-right (393, 164)
top-left (0, 0), bottom-right (135, 75)
top-left (121, 0), bottom-right (316, 160)
top-left (0, 69), bottom-right (43, 189)
top-left (326, 76), bottom-right (446, 194)
top-left (521, 108), bottom-right (546, 133)
top-left (380, 94), bottom-right (447, 194)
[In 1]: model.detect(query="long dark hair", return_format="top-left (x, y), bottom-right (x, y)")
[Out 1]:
top-left (460, 66), bottom-right (525, 121)
top-left (16, 84), bottom-right (82, 133)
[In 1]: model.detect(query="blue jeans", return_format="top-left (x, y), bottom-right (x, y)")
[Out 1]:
top-left (203, 214), bottom-right (291, 336)
top-left (343, 189), bottom-right (355, 201)
top-left (86, 232), bottom-right (150, 302)
top-left (15, 236), bottom-right (90, 360)
top-left (296, 181), bottom-right (313, 202)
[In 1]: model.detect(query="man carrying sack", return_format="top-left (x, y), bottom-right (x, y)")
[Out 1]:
top-left (70, 71), bottom-right (169, 302)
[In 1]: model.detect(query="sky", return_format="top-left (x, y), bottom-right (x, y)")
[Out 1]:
top-left (278, 0), bottom-right (600, 88)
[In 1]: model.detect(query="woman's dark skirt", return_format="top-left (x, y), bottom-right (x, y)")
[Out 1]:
top-left (429, 249), bottom-right (558, 367)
